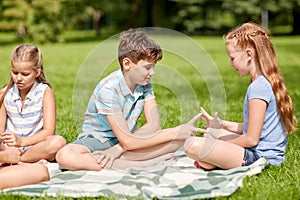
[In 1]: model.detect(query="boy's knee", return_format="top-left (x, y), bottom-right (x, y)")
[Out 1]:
top-left (48, 135), bottom-right (66, 151)
top-left (55, 145), bottom-right (69, 163)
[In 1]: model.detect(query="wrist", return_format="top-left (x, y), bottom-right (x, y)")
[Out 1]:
top-left (207, 128), bottom-right (221, 139)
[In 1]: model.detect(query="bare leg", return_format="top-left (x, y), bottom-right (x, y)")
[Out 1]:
top-left (21, 135), bottom-right (66, 163)
top-left (112, 153), bottom-right (174, 169)
top-left (56, 143), bottom-right (176, 171)
top-left (120, 140), bottom-right (183, 161)
top-left (184, 136), bottom-right (244, 170)
top-left (0, 163), bottom-right (49, 189)
top-left (56, 143), bottom-right (102, 171)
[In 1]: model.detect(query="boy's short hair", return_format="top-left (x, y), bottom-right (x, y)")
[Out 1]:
top-left (118, 29), bottom-right (162, 69)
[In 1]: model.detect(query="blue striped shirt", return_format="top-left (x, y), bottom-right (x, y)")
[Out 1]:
top-left (4, 81), bottom-right (48, 137)
top-left (79, 69), bottom-right (155, 143)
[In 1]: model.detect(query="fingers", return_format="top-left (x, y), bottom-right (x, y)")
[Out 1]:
top-left (200, 107), bottom-right (210, 117)
top-left (213, 112), bottom-right (218, 119)
top-left (188, 113), bottom-right (202, 125)
top-left (193, 127), bottom-right (207, 133)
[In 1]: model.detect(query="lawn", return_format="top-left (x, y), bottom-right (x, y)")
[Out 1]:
top-left (0, 31), bottom-right (299, 199)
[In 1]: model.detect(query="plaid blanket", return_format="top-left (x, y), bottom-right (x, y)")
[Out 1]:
top-left (2, 149), bottom-right (269, 199)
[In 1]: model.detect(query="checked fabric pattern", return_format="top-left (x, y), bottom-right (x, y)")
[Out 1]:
top-left (2, 149), bottom-right (269, 199)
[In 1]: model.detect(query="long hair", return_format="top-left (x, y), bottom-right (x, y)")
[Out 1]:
top-left (0, 44), bottom-right (50, 107)
top-left (225, 22), bottom-right (296, 134)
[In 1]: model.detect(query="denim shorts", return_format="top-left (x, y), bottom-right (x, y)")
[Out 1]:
top-left (72, 134), bottom-right (119, 152)
top-left (242, 148), bottom-right (260, 166)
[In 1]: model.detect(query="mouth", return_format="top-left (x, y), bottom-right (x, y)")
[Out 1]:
top-left (16, 83), bottom-right (24, 87)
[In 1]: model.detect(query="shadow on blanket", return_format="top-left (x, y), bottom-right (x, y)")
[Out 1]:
top-left (1, 149), bottom-right (269, 199)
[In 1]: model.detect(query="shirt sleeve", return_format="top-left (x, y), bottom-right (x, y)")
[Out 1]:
top-left (144, 82), bottom-right (155, 101)
top-left (94, 86), bottom-right (122, 115)
top-left (247, 78), bottom-right (272, 104)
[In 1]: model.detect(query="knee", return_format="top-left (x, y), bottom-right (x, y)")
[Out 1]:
top-left (55, 145), bottom-right (69, 164)
top-left (184, 136), bottom-right (201, 156)
top-left (48, 135), bottom-right (66, 152)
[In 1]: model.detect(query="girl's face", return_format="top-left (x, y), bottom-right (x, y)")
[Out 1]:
top-left (11, 62), bottom-right (39, 95)
top-left (225, 41), bottom-right (251, 77)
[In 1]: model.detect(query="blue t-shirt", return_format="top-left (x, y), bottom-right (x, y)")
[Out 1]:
top-left (78, 69), bottom-right (155, 143)
top-left (243, 75), bottom-right (287, 165)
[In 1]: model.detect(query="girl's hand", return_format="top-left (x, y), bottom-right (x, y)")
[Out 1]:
top-left (200, 107), bottom-right (223, 129)
top-left (1, 132), bottom-right (22, 147)
top-left (2, 147), bottom-right (21, 164)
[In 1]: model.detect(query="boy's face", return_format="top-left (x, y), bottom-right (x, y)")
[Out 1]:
top-left (123, 58), bottom-right (156, 87)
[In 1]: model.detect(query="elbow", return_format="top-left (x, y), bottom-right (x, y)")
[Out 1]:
top-left (118, 140), bottom-right (135, 151)
top-left (246, 136), bottom-right (259, 147)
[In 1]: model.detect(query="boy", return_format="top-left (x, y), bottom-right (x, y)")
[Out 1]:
top-left (56, 29), bottom-right (201, 171)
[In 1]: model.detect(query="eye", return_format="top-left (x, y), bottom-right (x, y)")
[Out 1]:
top-left (21, 73), bottom-right (30, 76)
top-left (12, 71), bottom-right (18, 75)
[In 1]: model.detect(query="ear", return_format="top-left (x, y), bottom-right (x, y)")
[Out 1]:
top-left (122, 57), bottom-right (131, 71)
top-left (245, 48), bottom-right (254, 61)
top-left (36, 69), bottom-right (41, 78)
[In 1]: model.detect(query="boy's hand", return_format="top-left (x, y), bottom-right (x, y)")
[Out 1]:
top-left (1, 132), bottom-right (22, 147)
top-left (200, 107), bottom-right (223, 129)
top-left (92, 145), bottom-right (123, 169)
top-left (176, 113), bottom-right (205, 140)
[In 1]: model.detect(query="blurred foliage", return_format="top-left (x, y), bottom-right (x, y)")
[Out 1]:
top-left (0, 0), bottom-right (299, 43)
top-left (0, 0), bottom-right (63, 43)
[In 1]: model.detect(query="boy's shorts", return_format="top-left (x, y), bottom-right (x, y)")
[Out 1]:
top-left (242, 148), bottom-right (260, 166)
top-left (72, 134), bottom-right (119, 152)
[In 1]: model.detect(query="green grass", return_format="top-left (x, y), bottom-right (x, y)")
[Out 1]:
top-left (0, 32), bottom-right (299, 199)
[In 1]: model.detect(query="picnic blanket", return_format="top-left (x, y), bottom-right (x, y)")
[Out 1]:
top-left (2, 149), bottom-right (269, 199)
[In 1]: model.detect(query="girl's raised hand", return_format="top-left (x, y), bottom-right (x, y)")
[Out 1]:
top-left (200, 107), bottom-right (223, 129)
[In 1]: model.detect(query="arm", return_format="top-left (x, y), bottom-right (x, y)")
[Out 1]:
top-left (17, 87), bottom-right (56, 147)
top-left (229, 99), bottom-right (266, 147)
top-left (0, 89), bottom-right (7, 133)
top-left (222, 121), bottom-right (244, 135)
top-left (133, 98), bottom-right (161, 135)
top-left (200, 107), bottom-right (244, 134)
top-left (107, 113), bottom-right (202, 151)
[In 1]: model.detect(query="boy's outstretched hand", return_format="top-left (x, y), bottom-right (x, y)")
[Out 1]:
top-left (200, 107), bottom-right (223, 129)
top-left (176, 113), bottom-right (205, 140)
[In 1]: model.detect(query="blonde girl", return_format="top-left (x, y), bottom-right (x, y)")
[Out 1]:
top-left (0, 44), bottom-right (66, 163)
top-left (184, 22), bottom-right (297, 170)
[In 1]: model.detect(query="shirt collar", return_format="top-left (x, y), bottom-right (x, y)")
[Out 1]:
top-left (12, 81), bottom-right (37, 101)
top-left (117, 69), bottom-right (144, 98)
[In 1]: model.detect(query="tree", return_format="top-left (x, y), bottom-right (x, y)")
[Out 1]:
top-left (0, 0), bottom-right (63, 43)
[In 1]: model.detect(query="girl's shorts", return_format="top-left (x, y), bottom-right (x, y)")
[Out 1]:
top-left (242, 148), bottom-right (260, 166)
top-left (72, 134), bottom-right (119, 152)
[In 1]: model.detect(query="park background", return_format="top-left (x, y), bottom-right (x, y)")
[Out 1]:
top-left (0, 0), bottom-right (299, 199)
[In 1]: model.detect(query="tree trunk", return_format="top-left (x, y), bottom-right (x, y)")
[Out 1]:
top-left (93, 10), bottom-right (101, 36)
top-left (292, 6), bottom-right (300, 35)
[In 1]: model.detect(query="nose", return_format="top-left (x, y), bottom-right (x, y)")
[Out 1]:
top-left (16, 74), bottom-right (22, 81)
top-left (149, 68), bottom-right (155, 76)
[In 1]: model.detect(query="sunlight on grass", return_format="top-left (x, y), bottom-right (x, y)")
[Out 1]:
top-left (0, 32), bottom-right (299, 200)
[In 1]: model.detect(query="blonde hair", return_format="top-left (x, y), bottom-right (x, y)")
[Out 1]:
top-left (225, 22), bottom-right (297, 134)
top-left (0, 44), bottom-right (50, 107)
